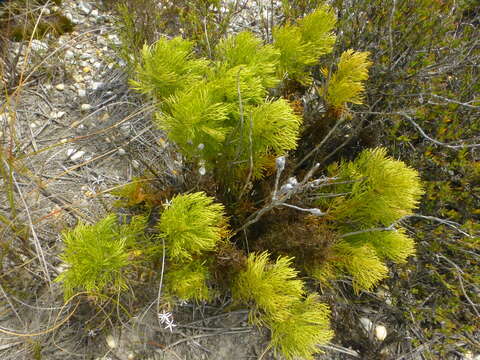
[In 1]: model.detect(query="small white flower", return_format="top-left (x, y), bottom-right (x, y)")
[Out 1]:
top-left (157, 310), bottom-right (173, 324)
top-left (199, 166), bottom-right (206, 176)
top-left (162, 199), bottom-right (172, 208)
top-left (164, 320), bottom-right (177, 332)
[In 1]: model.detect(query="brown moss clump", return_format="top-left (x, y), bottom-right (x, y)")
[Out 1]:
top-left (253, 214), bottom-right (337, 272)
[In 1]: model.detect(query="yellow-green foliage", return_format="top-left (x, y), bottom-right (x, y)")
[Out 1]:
top-left (130, 37), bottom-right (209, 99)
top-left (165, 260), bottom-right (212, 302)
top-left (312, 148), bottom-right (422, 292)
top-left (157, 82), bottom-right (232, 159)
top-left (157, 192), bottom-right (227, 261)
top-left (232, 252), bottom-right (304, 323)
top-left (320, 49), bottom-right (372, 109)
top-left (333, 242), bottom-right (389, 293)
top-left (323, 147), bottom-right (424, 228)
top-left (215, 31), bottom-right (280, 89)
top-left (346, 228), bottom-right (416, 263)
top-left (55, 214), bottom-right (148, 300)
top-left (273, 5), bottom-right (336, 84)
top-left (269, 294), bottom-right (333, 360)
top-left (231, 99), bottom-right (302, 179)
top-left (133, 30), bottom-right (302, 183)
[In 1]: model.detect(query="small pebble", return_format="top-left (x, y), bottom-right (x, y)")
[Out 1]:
top-left (64, 50), bottom-right (75, 59)
top-left (359, 317), bottom-right (373, 332)
top-left (106, 334), bottom-right (116, 349)
top-left (67, 149), bottom-right (86, 161)
top-left (80, 104), bottom-right (92, 111)
top-left (50, 111), bottom-right (66, 119)
top-left (375, 325), bottom-right (387, 341)
top-left (118, 148), bottom-right (126, 156)
top-left (55, 83), bottom-right (65, 91)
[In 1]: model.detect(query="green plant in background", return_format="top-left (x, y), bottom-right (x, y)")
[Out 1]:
top-left (55, 214), bottom-right (148, 300)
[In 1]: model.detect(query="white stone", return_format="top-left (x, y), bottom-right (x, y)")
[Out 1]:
top-left (64, 50), bottom-right (75, 59)
top-left (72, 74), bottom-right (84, 83)
top-left (107, 34), bottom-right (121, 45)
top-left (106, 334), bottom-right (116, 349)
top-left (80, 104), bottom-right (92, 111)
top-left (55, 83), bottom-right (65, 91)
top-left (90, 81), bottom-right (103, 90)
top-left (359, 317), bottom-right (373, 333)
top-left (78, 89), bottom-right (86, 97)
top-left (67, 149), bottom-right (85, 161)
top-left (96, 36), bottom-right (107, 46)
top-left (199, 166), bottom-right (206, 176)
top-left (50, 111), bottom-right (66, 119)
top-left (91, 9), bottom-right (99, 17)
top-left (78, 1), bottom-right (92, 15)
top-left (375, 325), bottom-right (387, 341)
top-left (31, 40), bottom-right (48, 52)
top-left (0, 112), bottom-right (12, 123)
top-left (118, 148), bottom-right (126, 156)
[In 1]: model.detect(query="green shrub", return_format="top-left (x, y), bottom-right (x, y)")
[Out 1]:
top-left (165, 260), bottom-right (213, 302)
top-left (157, 192), bottom-right (227, 261)
top-left (273, 5), bottom-right (336, 84)
top-left (320, 49), bottom-right (372, 110)
top-left (269, 294), bottom-right (333, 360)
top-left (232, 251), bottom-right (304, 323)
top-left (130, 37), bottom-right (210, 100)
top-left (320, 147), bottom-right (424, 229)
top-left (55, 214), bottom-right (148, 300)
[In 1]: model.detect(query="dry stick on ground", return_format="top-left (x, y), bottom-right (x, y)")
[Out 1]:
top-left (10, 170), bottom-right (52, 289)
